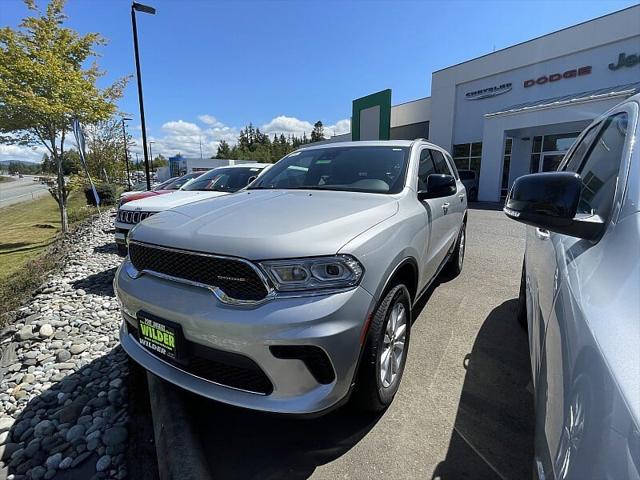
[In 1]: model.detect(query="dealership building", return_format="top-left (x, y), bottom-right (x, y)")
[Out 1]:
top-left (331, 5), bottom-right (640, 201)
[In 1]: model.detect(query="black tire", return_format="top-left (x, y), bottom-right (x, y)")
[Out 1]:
top-left (117, 243), bottom-right (128, 257)
top-left (353, 284), bottom-right (412, 412)
top-left (445, 222), bottom-right (466, 277)
top-left (517, 261), bottom-right (527, 329)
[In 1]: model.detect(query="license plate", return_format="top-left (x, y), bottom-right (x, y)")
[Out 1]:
top-left (137, 315), bottom-right (179, 360)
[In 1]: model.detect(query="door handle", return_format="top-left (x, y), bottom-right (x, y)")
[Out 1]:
top-left (442, 202), bottom-right (450, 214)
top-left (459, 194), bottom-right (465, 202)
top-left (535, 228), bottom-right (550, 240)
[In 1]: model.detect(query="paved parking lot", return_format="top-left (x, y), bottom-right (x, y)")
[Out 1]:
top-left (183, 206), bottom-right (534, 480)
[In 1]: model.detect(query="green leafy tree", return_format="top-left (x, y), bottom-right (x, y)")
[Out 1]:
top-left (311, 121), bottom-right (325, 142)
top-left (215, 140), bottom-right (231, 159)
top-left (84, 116), bottom-right (127, 182)
top-left (0, 0), bottom-right (127, 232)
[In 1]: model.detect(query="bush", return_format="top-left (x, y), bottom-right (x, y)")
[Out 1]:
top-left (84, 183), bottom-right (116, 206)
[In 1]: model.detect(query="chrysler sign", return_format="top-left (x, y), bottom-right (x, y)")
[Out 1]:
top-left (465, 83), bottom-right (512, 100)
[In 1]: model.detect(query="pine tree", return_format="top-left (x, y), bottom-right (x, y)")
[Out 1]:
top-left (311, 121), bottom-right (325, 142)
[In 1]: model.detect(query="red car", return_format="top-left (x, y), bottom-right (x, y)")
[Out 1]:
top-left (118, 172), bottom-right (202, 206)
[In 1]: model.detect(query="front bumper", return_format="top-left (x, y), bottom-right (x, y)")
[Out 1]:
top-left (115, 263), bottom-right (375, 415)
top-left (114, 220), bottom-right (133, 245)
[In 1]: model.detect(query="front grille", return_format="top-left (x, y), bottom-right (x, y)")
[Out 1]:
top-left (126, 321), bottom-right (273, 394)
top-left (117, 209), bottom-right (155, 225)
top-left (128, 242), bottom-right (269, 302)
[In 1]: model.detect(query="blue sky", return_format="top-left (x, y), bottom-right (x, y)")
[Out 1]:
top-left (1, 0), bottom-right (637, 162)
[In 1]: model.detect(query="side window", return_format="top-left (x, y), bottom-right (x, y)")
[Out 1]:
top-left (431, 150), bottom-right (453, 176)
top-left (575, 113), bottom-right (628, 220)
top-left (444, 152), bottom-right (459, 179)
top-left (417, 149), bottom-right (436, 191)
top-left (562, 123), bottom-right (601, 172)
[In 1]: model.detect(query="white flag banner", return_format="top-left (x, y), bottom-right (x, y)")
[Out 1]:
top-left (72, 118), bottom-right (100, 207)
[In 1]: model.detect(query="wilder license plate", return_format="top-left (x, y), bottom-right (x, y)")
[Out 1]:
top-left (138, 315), bottom-right (178, 360)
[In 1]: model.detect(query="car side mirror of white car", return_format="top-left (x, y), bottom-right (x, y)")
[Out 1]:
top-left (418, 174), bottom-right (457, 200)
top-left (503, 172), bottom-right (604, 241)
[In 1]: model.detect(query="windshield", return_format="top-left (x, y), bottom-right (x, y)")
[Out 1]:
top-left (158, 172), bottom-right (202, 190)
top-left (248, 146), bottom-right (409, 194)
top-left (181, 166), bottom-right (264, 192)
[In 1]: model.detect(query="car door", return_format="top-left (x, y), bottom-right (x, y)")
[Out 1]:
top-left (431, 149), bottom-right (463, 252)
top-left (534, 108), bottom-right (636, 480)
top-left (416, 147), bottom-right (444, 284)
top-left (525, 123), bottom-right (601, 388)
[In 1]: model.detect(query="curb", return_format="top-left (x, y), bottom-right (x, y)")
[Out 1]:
top-left (147, 372), bottom-right (212, 480)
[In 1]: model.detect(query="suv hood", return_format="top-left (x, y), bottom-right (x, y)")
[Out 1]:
top-left (120, 190), bottom-right (228, 212)
top-left (131, 190), bottom-right (399, 259)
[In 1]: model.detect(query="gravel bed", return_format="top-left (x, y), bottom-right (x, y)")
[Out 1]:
top-left (0, 212), bottom-right (129, 480)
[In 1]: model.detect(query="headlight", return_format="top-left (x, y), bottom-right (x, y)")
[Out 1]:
top-left (259, 255), bottom-right (364, 293)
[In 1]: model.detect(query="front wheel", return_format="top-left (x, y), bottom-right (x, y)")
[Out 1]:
top-left (353, 284), bottom-right (412, 412)
top-left (445, 222), bottom-right (466, 277)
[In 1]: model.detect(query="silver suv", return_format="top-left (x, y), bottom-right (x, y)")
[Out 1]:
top-left (505, 94), bottom-right (639, 479)
top-left (115, 140), bottom-right (467, 415)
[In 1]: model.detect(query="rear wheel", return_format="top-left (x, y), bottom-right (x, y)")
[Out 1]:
top-left (353, 284), bottom-right (411, 412)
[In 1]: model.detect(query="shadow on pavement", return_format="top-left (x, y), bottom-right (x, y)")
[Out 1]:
top-left (186, 393), bottom-right (383, 479)
top-left (468, 201), bottom-right (504, 212)
top-left (432, 299), bottom-right (535, 480)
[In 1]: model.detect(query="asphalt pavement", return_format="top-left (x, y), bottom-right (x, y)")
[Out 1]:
top-left (0, 175), bottom-right (50, 208)
top-left (177, 205), bottom-right (533, 480)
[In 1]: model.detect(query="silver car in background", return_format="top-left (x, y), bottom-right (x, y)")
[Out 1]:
top-left (115, 140), bottom-right (467, 415)
top-left (505, 93), bottom-right (640, 479)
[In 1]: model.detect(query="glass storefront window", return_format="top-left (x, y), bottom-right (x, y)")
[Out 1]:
top-left (471, 142), bottom-right (482, 157)
top-left (530, 154), bottom-right (540, 173)
top-left (543, 133), bottom-right (579, 152)
top-left (532, 136), bottom-right (543, 153)
top-left (453, 144), bottom-right (470, 158)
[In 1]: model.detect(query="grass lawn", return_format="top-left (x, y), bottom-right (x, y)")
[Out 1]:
top-left (0, 191), bottom-right (94, 280)
top-left (0, 175), bottom-right (16, 183)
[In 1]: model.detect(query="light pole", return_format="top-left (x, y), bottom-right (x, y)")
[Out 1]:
top-left (131, 1), bottom-right (156, 190)
top-left (121, 117), bottom-right (132, 189)
top-left (149, 141), bottom-right (155, 178)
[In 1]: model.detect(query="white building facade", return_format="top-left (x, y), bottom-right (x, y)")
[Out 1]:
top-left (334, 5), bottom-right (640, 201)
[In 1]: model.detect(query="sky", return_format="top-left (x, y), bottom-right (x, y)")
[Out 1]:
top-left (1, 0), bottom-right (637, 163)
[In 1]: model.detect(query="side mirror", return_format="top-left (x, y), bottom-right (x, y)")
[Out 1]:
top-left (418, 174), bottom-right (456, 200)
top-left (504, 172), bottom-right (604, 240)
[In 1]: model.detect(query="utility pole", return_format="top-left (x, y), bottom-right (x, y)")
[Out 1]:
top-left (121, 117), bottom-right (132, 189)
top-left (131, 2), bottom-right (156, 190)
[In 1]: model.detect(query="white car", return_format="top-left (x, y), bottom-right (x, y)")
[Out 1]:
top-left (114, 163), bottom-right (269, 255)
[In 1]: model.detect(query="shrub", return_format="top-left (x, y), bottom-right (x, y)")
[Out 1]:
top-left (84, 183), bottom-right (116, 206)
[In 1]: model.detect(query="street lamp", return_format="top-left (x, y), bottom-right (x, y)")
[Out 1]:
top-left (149, 140), bottom-right (155, 177)
top-left (131, 1), bottom-right (156, 190)
top-left (121, 117), bottom-right (132, 189)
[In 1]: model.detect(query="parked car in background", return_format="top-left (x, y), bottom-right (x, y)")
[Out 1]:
top-left (114, 163), bottom-right (269, 255)
top-left (457, 169), bottom-right (478, 201)
top-left (118, 172), bottom-right (202, 207)
top-left (115, 140), bottom-right (467, 415)
top-left (505, 93), bottom-right (639, 480)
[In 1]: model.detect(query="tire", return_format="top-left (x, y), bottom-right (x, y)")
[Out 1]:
top-left (517, 261), bottom-right (527, 330)
top-left (117, 243), bottom-right (128, 257)
top-left (445, 222), bottom-right (466, 277)
top-left (353, 284), bottom-right (412, 412)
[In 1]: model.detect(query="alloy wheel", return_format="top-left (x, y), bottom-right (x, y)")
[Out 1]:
top-left (379, 301), bottom-right (407, 388)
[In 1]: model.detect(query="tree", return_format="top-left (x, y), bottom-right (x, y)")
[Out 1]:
top-left (84, 117), bottom-right (127, 182)
top-left (311, 121), bottom-right (325, 142)
top-left (215, 140), bottom-right (231, 159)
top-left (0, 0), bottom-right (127, 232)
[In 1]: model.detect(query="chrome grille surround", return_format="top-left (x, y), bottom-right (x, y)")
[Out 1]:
top-left (127, 240), bottom-right (275, 306)
top-left (117, 209), bottom-right (156, 225)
